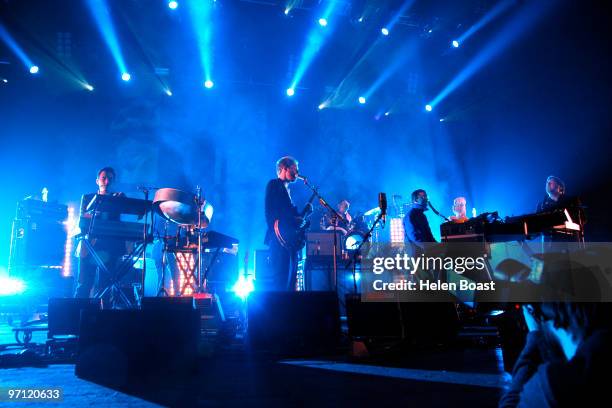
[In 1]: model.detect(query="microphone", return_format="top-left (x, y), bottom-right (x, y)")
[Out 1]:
top-left (378, 192), bottom-right (387, 225)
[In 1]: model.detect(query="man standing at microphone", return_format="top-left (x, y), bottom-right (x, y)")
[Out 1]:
top-left (403, 189), bottom-right (436, 257)
top-left (264, 156), bottom-right (312, 291)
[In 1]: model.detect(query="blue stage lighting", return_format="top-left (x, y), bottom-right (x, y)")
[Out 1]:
top-left (232, 274), bottom-right (254, 300)
top-left (381, 27), bottom-right (389, 36)
top-left (452, 40), bottom-right (460, 48)
top-left (0, 276), bottom-right (26, 296)
top-left (86, 0), bottom-right (129, 82)
top-left (29, 65), bottom-right (39, 74)
top-left (286, 87), bottom-right (295, 96)
top-left (429, 0), bottom-right (555, 110)
top-left (425, 104), bottom-right (432, 112)
top-left (168, 1), bottom-right (178, 9)
top-left (121, 72), bottom-right (131, 81)
top-left (204, 79), bottom-right (214, 88)
top-left (318, 18), bottom-right (328, 27)
top-left (358, 96), bottom-right (366, 104)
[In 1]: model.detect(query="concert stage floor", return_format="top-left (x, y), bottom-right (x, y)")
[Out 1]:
top-left (0, 323), bottom-right (508, 407)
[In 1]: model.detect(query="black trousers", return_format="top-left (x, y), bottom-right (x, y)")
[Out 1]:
top-left (75, 240), bottom-right (125, 298)
top-left (268, 239), bottom-right (299, 291)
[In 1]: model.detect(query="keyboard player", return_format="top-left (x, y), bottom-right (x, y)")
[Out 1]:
top-left (74, 167), bottom-right (127, 298)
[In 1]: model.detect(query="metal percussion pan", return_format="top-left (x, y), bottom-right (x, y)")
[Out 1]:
top-left (153, 188), bottom-right (209, 226)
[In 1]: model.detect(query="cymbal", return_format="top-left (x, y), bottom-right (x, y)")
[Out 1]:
top-left (153, 188), bottom-right (210, 227)
top-left (363, 206), bottom-right (381, 217)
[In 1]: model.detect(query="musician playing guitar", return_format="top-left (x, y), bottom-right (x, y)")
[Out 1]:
top-left (264, 156), bottom-right (313, 291)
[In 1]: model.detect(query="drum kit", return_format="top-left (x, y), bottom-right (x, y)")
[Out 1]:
top-left (321, 206), bottom-right (381, 253)
top-left (152, 187), bottom-right (216, 296)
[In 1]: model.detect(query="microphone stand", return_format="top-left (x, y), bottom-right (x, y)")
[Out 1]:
top-left (428, 201), bottom-right (451, 222)
top-left (345, 211), bottom-right (384, 294)
top-left (299, 177), bottom-right (347, 291)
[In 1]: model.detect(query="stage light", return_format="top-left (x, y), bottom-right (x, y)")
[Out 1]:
top-left (29, 65), bottom-right (39, 74)
top-left (358, 96), bottom-right (366, 104)
top-left (232, 274), bottom-right (254, 300)
top-left (425, 104), bottom-right (432, 112)
top-left (121, 72), bottom-right (131, 81)
top-left (84, 84), bottom-right (94, 91)
top-left (0, 276), bottom-right (25, 296)
top-left (168, 1), bottom-right (178, 9)
top-left (318, 18), bottom-right (328, 27)
top-left (286, 87), bottom-right (295, 96)
top-left (86, 0), bottom-right (129, 85)
top-left (165, 89), bottom-right (172, 96)
top-left (452, 40), bottom-right (460, 48)
top-left (381, 27), bottom-right (389, 36)
top-left (188, 0), bottom-right (214, 95)
top-left (428, 0), bottom-right (554, 110)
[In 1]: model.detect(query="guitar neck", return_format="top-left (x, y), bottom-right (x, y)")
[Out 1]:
top-left (300, 190), bottom-right (318, 217)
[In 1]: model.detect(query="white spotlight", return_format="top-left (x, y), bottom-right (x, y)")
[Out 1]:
top-left (29, 65), bottom-right (39, 74)
top-left (121, 72), bottom-right (131, 81)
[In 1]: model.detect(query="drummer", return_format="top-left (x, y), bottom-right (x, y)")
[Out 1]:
top-left (321, 199), bottom-right (352, 233)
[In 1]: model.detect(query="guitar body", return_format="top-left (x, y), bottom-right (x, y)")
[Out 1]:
top-left (273, 190), bottom-right (317, 252)
top-left (273, 218), bottom-right (311, 252)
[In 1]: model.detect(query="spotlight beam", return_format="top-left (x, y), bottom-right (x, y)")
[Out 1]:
top-left (382, 0), bottom-right (416, 35)
top-left (289, 0), bottom-right (338, 92)
top-left (0, 23), bottom-right (34, 70)
top-left (458, 0), bottom-right (514, 45)
top-left (188, 0), bottom-right (214, 87)
top-left (428, 0), bottom-right (557, 110)
top-left (85, 0), bottom-right (128, 76)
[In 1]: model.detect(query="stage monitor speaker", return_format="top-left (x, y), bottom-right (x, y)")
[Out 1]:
top-left (346, 294), bottom-right (460, 344)
top-left (247, 291), bottom-right (340, 356)
top-left (140, 296), bottom-right (195, 311)
top-left (48, 297), bottom-right (102, 337)
top-left (76, 308), bottom-right (200, 388)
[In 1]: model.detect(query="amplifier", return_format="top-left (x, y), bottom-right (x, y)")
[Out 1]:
top-left (305, 231), bottom-right (342, 257)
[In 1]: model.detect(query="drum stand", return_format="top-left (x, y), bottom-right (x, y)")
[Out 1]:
top-left (300, 178), bottom-right (347, 292)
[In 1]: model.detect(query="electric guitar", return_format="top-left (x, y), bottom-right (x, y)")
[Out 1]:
top-left (273, 191), bottom-right (317, 252)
